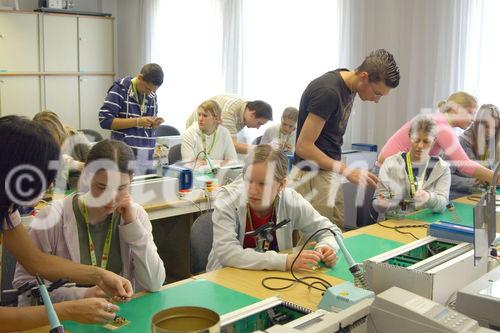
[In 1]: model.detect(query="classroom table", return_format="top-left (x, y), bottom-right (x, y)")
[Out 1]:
top-left (22, 196), bottom-right (478, 332)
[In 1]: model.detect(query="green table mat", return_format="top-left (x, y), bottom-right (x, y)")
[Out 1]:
top-left (63, 280), bottom-right (260, 333)
top-left (405, 202), bottom-right (474, 226)
top-left (322, 234), bottom-right (403, 281)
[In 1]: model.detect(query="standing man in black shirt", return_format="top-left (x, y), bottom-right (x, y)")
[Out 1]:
top-left (292, 49), bottom-right (400, 229)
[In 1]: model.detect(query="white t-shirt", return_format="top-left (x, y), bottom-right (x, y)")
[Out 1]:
top-left (181, 123), bottom-right (238, 162)
top-left (261, 123), bottom-right (296, 153)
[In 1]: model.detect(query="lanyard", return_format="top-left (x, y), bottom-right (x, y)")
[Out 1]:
top-left (201, 129), bottom-right (217, 156)
top-left (406, 152), bottom-right (429, 197)
top-left (246, 201), bottom-right (276, 231)
top-left (131, 78), bottom-right (147, 116)
top-left (79, 198), bottom-right (115, 269)
top-left (278, 129), bottom-right (291, 145)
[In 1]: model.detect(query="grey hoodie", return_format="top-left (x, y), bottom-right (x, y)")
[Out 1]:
top-left (207, 178), bottom-right (341, 271)
top-left (373, 152), bottom-right (451, 218)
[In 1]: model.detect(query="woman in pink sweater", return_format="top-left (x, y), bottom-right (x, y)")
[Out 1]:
top-left (377, 92), bottom-right (496, 184)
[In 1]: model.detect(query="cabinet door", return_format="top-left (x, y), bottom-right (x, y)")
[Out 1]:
top-left (0, 77), bottom-right (41, 118)
top-left (79, 75), bottom-right (113, 138)
top-left (0, 12), bottom-right (39, 71)
top-left (78, 17), bottom-right (114, 72)
top-left (43, 15), bottom-right (78, 72)
top-left (44, 76), bottom-right (80, 128)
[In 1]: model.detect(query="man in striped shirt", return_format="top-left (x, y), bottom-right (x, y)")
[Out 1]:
top-left (99, 63), bottom-right (164, 174)
top-left (186, 95), bottom-right (273, 154)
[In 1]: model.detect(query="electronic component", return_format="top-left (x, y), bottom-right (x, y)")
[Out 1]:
top-left (428, 221), bottom-right (474, 243)
top-left (318, 281), bottom-right (374, 312)
top-left (219, 296), bottom-right (310, 332)
top-left (260, 287), bottom-right (496, 332)
top-left (364, 236), bottom-right (487, 304)
top-left (103, 316), bottom-right (130, 331)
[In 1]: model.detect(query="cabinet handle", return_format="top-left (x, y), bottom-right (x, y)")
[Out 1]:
top-left (0, 34), bottom-right (5, 38)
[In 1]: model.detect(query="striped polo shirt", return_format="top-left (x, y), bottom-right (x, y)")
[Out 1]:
top-left (99, 76), bottom-right (158, 165)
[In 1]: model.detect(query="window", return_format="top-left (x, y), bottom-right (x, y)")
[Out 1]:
top-left (240, 0), bottom-right (340, 140)
top-left (154, 0), bottom-right (224, 131)
top-left (464, 0), bottom-right (500, 106)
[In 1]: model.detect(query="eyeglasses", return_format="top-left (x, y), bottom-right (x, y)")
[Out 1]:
top-left (369, 82), bottom-right (384, 97)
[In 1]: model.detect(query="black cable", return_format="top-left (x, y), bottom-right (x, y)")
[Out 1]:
top-left (261, 228), bottom-right (341, 293)
top-left (376, 221), bottom-right (426, 240)
top-left (370, 197), bottom-right (429, 241)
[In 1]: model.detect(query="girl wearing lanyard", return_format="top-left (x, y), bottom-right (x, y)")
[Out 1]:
top-left (261, 107), bottom-right (298, 153)
top-left (181, 100), bottom-right (237, 164)
top-left (1, 116), bottom-right (132, 331)
top-left (14, 139), bottom-right (165, 305)
top-left (450, 104), bottom-right (500, 198)
top-left (373, 115), bottom-right (451, 219)
top-left (206, 144), bottom-right (341, 272)
top-left (376, 92), bottom-right (500, 187)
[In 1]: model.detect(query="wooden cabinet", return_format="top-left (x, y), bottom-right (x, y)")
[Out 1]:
top-left (0, 12), bottom-right (39, 72)
top-left (42, 15), bottom-right (78, 72)
top-left (0, 77), bottom-right (41, 118)
top-left (79, 75), bottom-right (113, 138)
top-left (0, 10), bottom-right (115, 133)
top-left (78, 17), bottom-right (114, 72)
top-left (44, 76), bottom-right (79, 128)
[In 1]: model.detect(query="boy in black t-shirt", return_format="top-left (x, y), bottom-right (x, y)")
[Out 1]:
top-left (291, 49), bottom-right (400, 229)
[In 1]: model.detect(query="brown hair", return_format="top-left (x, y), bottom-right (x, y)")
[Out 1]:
top-left (356, 49), bottom-right (400, 88)
top-left (86, 139), bottom-right (135, 175)
top-left (246, 100), bottom-right (273, 120)
top-left (33, 111), bottom-right (68, 146)
top-left (243, 144), bottom-right (289, 181)
top-left (438, 92), bottom-right (478, 114)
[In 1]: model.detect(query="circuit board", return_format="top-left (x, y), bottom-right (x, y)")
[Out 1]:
top-left (384, 240), bottom-right (456, 267)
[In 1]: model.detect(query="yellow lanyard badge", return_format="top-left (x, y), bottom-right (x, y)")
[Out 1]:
top-left (131, 78), bottom-right (147, 116)
top-left (406, 152), bottom-right (429, 198)
top-left (278, 129), bottom-right (291, 145)
top-left (79, 198), bottom-right (115, 269)
top-left (201, 129), bottom-right (217, 156)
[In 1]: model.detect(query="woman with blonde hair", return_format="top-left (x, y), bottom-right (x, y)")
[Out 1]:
top-left (181, 100), bottom-right (237, 163)
top-left (33, 111), bottom-right (91, 170)
top-left (438, 92), bottom-right (478, 136)
top-left (33, 110), bottom-right (68, 146)
top-left (33, 111), bottom-right (92, 190)
top-left (206, 144), bottom-right (341, 271)
top-left (375, 92), bottom-right (498, 185)
top-left (261, 107), bottom-right (299, 153)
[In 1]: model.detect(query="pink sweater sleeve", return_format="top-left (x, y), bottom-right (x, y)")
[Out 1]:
top-left (434, 122), bottom-right (478, 176)
top-left (378, 113), bottom-right (479, 176)
top-left (377, 121), bottom-right (412, 164)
